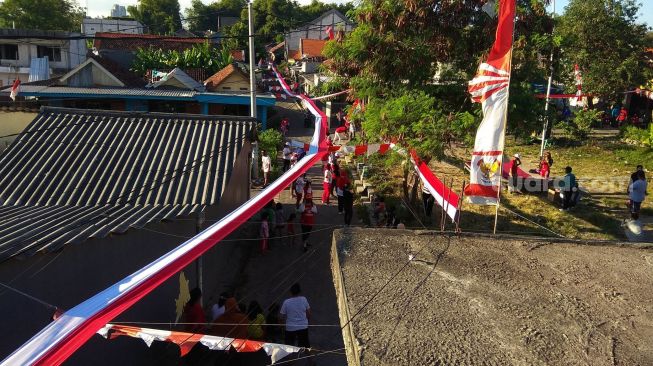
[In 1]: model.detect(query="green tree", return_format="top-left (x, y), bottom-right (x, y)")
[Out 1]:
top-left (185, 0), bottom-right (245, 33)
top-left (131, 42), bottom-right (233, 76)
top-left (0, 0), bottom-right (84, 31)
top-left (128, 0), bottom-right (182, 35)
top-left (557, 0), bottom-right (651, 98)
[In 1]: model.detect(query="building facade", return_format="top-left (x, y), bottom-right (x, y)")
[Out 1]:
top-left (0, 29), bottom-right (86, 87)
top-left (82, 18), bottom-right (144, 36)
top-left (284, 10), bottom-right (355, 56)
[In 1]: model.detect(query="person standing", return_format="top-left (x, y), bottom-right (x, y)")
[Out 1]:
top-left (322, 165), bottom-right (333, 204)
top-left (421, 183), bottom-right (434, 217)
top-left (629, 170), bottom-right (647, 220)
top-left (539, 156), bottom-right (550, 178)
top-left (617, 106), bottom-right (628, 127)
top-left (280, 283), bottom-right (311, 349)
top-left (182, 287), bottom-right (206, 333)
top-left (509, 153), bottom-right (522, 193)
top-left (261, 150), bottom-right (271, 187)
top-left (260, 214), bottom-right (269, 253)
top-left (560, 166), bottom-right (577, 211)
top-left (343, 184), bottom-right (354, 226)
top-left (303, 180), bottom-right (313, 201)
top-left (298, 198), bottom-right (317, 251)
top-left (211, 298), bottom-right (249, 339)
top-left (336, 170), bottom-right (350, 214)
top-left (282, 142), bottom-right (292, 172)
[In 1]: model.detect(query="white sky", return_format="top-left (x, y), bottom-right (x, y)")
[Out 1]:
top-left (81, 0), bottom-right (652, 27)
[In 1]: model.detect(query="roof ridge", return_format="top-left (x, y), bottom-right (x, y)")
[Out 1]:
top-left (38, 106), bottom-right (258, 122)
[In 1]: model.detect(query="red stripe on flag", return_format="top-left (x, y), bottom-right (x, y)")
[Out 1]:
top-left (464, 183), bottom-right (499, 197)
top-left (472, 150), bottom-right (503, 156)
top-left (379, 143), bottom-right (390, 154)
top-left (354, 145), bottom-right (367, 156)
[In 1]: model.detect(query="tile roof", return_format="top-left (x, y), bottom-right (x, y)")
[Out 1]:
top-left (230, 50), bottom-right (246, 62)
top-left (204, 64), bottom-right (249, 91)
top-left (288, 49), bottom-right (302, 60)
top-left (299, 39), bottom-right (328, 58)
top-left (89, 56), bottom-right (147, 87)
top-left (267, 41), bottom-right (285, 53)
top-left (93, 32), bottom-right (206, 51)
top-left (0, 107), bottom-right (255, 261)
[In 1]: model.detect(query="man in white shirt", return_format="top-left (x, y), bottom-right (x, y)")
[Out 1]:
top-left (629, 170), bottom-right (647, 220)
top-left (280, 283), bottom-right (311, 348)
top-left (261, 150), bottom-right (271, 186)
top-left (282, 142), bottom-right (291, 172)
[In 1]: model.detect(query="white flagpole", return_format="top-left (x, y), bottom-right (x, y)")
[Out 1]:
top-left (539, 0), bottom-right (556, 159)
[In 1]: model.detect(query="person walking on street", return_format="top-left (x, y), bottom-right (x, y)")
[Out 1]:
top-left (560, 166), bottom-right (577, 211)
top-left (261, 150), bottom-right (271, 187)
top-left (422, 183), bottom-right (434, 217)
top-left (282, 142), bottom-right (291, 172)
top-left (629, 170), bottom-right (647, 220)
top-left (294, 174), bottom-right (306, 208)
top-left (260, 214), bottom-right (269, 253)
top-left (322, 164), bottom-right (333, 204)
top-left (343, 184), bottom-right (354, 226)
top-left (336, 170), bottom-right (350, 214)
top-left (182, 287), bottom-right (206, 333)
top-left (298, 198), bottom-right (317, 251)
top-left (280, 283), bottom-right (311, 349)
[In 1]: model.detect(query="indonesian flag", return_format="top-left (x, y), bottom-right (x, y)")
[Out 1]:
top-left (570, 64), bottom-right (584, 107)
top-left (464, 0), bottom-right (516, 205)
top-left (325, 25), bottom-right (334, 40)
top-left (10, 78), bottom-right (20, 101)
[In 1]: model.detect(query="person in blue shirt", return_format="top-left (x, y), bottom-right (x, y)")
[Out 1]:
top-left (560, 166), bottom-right (577, 211)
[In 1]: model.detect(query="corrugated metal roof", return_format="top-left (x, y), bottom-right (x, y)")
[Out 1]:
top-left (0, 107), bottom-right (255, 262)
top-left (0, 85), bottom-right (197, 98)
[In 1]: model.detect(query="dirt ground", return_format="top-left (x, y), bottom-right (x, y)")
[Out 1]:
top-left (332, 229), bottom-right (653, 365)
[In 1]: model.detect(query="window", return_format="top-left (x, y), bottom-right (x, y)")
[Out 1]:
top-left (0, 44), bottom-right (18, 60)
top-left (37, 46), bottom-right (62, 62)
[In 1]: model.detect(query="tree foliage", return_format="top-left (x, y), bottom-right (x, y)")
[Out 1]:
top-left (185, 0), bottom-right (245, 33)
top-left (0, 0), bottom-right (84, 31)
top-left (131, 42), bottom-right (233, 76)
top-left (323, 0), bottom-right (555, 157)
top-left (128, 0), bottom-right (182, 35)
top-left (557, 0), bottom-right (651, 98)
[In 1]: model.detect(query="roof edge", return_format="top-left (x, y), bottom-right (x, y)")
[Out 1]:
top-left (37, 106), bottom-right (259, 123)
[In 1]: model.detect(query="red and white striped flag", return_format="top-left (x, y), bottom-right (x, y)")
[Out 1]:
top-left (9, 78), bottom-right (20, 101)
top-left (325, 25), bottom-right (334, 40)
top-left (571, 64), bottom-right (584, 107)
top-left (464, 0), bottom-right (516, 205)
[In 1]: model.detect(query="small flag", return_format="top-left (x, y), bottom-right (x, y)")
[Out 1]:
top-left (10, 78), bottom-right (20, 101)
top-left (325, 26), bottom-right (334, 40)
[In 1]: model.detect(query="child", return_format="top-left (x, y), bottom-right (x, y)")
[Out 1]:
top-left (286, 213), bottom-right (297, 246)
top-left (260, 214), bottom-right (269, 253)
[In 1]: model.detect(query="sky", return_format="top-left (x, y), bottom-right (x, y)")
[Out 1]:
top-left (83, 0), bottom-right (653, 27)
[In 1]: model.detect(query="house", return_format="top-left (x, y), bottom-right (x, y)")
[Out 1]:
top-left (285, 9), bottom-right (355, 57)
top-left (93, 32), bottom-right (206, 70)
top-left (82, 17), bottom-right (144, 36)
top-left (204, 63), bottom-right (250, 92)
top-left (0, 107), bottom-right (256, 364)
top-left (0, 57), bottom-right (276, 126)
top-left (0, 29), bottom-right (87, 87)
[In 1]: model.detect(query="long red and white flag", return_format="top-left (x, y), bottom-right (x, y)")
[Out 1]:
top-left (464, 0), bottom-right (516, 205)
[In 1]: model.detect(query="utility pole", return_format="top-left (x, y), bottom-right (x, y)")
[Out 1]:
top-left (248, 1), bottom-right (257, 119)
top-left (248, 1), bottom-right (259, 181)
top-left (540, 0), bottom-right (556, 159)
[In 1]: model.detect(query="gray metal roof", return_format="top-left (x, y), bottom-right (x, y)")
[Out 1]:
top-left (0, 107), bottom-right (255, 262)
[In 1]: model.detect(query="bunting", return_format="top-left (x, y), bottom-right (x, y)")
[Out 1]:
top-left (97, 324), bottom-right (301, 364)
top-left (464, 0), bottom-right (516, 205)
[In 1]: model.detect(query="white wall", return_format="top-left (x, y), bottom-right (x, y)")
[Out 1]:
top-left (0, 37), bottom-right (86, 80)
top-left (82, 19), bottom-right (144, 36)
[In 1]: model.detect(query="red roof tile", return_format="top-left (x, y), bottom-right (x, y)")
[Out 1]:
top-left (299, 39), bottom-right (328, 59)
top-left (204, 64), bottom-right (249, 91)
top-left (230, 50), bottom-right (245, 62)
top-left (93, 32), bottom-right (205, 51)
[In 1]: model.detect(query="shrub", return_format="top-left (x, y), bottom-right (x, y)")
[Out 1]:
top-left (258, 129), bottom-right (283, 166)
top-left (621, 125), bottom-right (651, 147)
top-left (555, 108), bottom-right (601, 141)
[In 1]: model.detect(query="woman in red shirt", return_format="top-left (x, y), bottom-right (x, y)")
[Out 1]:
top-left (182, 287), bottom-right (206, 333)
top-left (299, 199), bottom-right (317, 251)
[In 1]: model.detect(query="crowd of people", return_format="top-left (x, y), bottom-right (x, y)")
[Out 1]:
top-left (181, 283), bottom-right (312, 358)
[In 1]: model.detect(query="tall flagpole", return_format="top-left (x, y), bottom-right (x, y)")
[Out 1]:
top-left (493, 6), bottom-right (518, 235)
top-left (539, 0), bottom-right (556, 158)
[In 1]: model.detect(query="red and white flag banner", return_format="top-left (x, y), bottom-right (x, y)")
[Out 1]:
top-left (1, 65), bottom-right (328, 366)
top-left (10, 78), bottom-right (20, 101)
top-left (570, 64), bottom-right (584, 107)
top-left (464, 0), bottom-right (516, 205)
top-left (311, 89), bottom-right (351, 101)
top-left (97, 324), bottom-right (301, 364)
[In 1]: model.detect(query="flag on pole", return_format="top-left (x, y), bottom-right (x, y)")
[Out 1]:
top-left (464, 0), bottom-right (516, 205)
top-left (325, 25), bottom-right (334, 40)
top-left (9, 79), bottom-right (20, 101)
